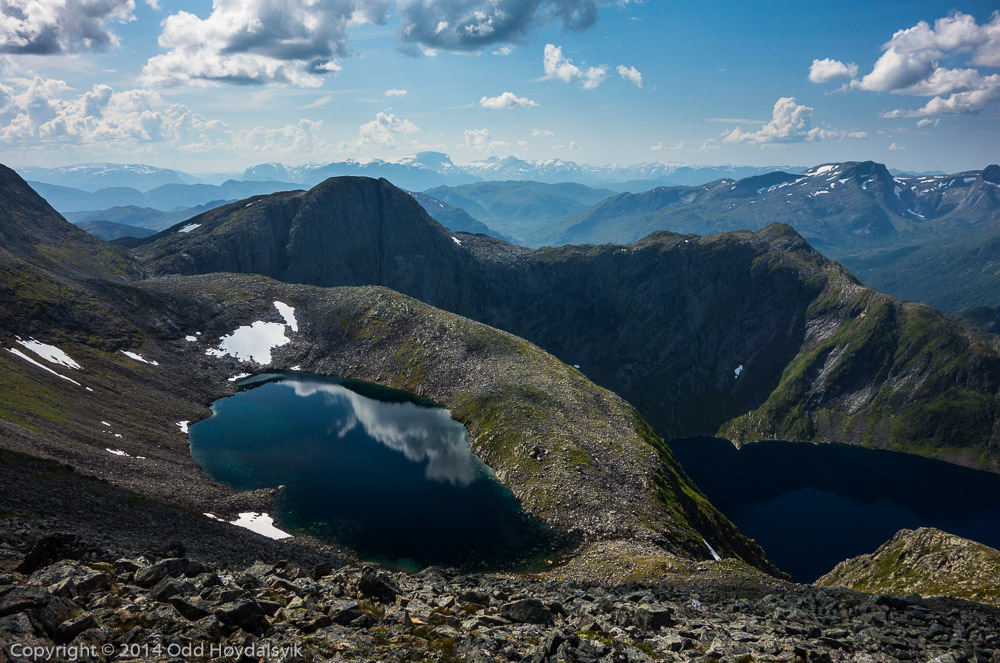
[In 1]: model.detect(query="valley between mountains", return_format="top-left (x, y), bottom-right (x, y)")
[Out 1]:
top-left (4, 163), bottom-right (1000, 661)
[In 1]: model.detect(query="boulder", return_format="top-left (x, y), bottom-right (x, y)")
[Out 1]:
top-left (134, 558), bottom-right (207, 588)
top-left (215, 601), bottom-right (268, 636)
top-left (357, 567), bottom-right (399, 602)
top-left (500, 599), bottom-right (553, 625)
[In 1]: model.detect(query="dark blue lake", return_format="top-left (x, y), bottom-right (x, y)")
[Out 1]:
top-left (190, 373), bottom-right (564, 572)
top-left (669, 437), bottom-right (1000, 583)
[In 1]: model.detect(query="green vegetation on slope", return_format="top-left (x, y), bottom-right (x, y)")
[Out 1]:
top-left (817, 527), bottom-right (1000, 607)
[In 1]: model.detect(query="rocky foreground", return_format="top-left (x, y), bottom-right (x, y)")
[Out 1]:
top-left (2, 523), bottom-right (1000, 663)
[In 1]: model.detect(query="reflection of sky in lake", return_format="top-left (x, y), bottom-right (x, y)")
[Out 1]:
top-left (190, 373), bottom-right (564, 571)
top-left (287, 380), bottom-right (477, 485)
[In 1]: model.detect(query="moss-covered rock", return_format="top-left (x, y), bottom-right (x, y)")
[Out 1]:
top-left (816, 527), bottom-right (1000, 607)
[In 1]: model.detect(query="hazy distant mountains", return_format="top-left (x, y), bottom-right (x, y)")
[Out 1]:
top-left (19, 154), bottom-right (802, 197)
top-left (18, 157), bottom-right (1000, 312)
top-left (16, 163), bottom-right (199, 191)
top-left (541, 161), bottom-right (1000, 312)
top-left (240, 153), bottom-right (804, 191)
top-left (424, 181), bottom-right (616, 246)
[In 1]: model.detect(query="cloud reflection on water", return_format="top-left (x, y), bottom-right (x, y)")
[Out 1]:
top-left (287, 379), bottom-right (478, 486)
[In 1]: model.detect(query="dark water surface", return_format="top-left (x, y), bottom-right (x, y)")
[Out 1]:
top-left (190, 373), bottom-right (564, 572)
top-left (669, 437), bottom-right (1000, 583)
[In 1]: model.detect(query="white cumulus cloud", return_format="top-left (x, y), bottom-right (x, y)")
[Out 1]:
top-left (397, 0), bottom-right (602, 53)
top-left (814, 12), bottom-right (1000, 117)
top-left (723, 97), bottom-right (866, 145)
top-left (616, 64), bottom-right (643, 88)
top-left (0, 0), bottom-right (136, 54)
top-left (140, 0), bottom-right (391, 87)
top-left (808, 58), bottom-right (858, 83)
top-left (0, 76), bottom-right (334, 156)
top-left (543, 43), bottom-right (606, 89)
top-left (340, 111), bottom-right (420, 152)
top-left (461, 127), bottom-right (506, 154)
top-left (479, 91), bottom-right (538, 109)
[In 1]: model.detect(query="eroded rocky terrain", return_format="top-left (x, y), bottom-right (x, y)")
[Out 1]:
top-left (2, 521), bottom-right (999, 663)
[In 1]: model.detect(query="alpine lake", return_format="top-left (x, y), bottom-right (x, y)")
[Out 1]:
top-left (669, 437), bottom-right (1000, 582)
top-left (191, 373), bottom-right (1000, 580)
top-left (190, 373), bottom-right (568, 573)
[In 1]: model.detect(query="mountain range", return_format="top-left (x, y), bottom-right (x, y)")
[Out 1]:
top-left (127, 175), bottom-right (1000, 473)
top-left (19, 154), bottom-right (803, 196)
top-left (6, 158), bottom-right (1000, 627)
top-left (22, 158), bottom-right (1000, 316)
top-left (0, 164), bottom-right (782, 576)
top-left (534, 161), bottom-right (1000, 312)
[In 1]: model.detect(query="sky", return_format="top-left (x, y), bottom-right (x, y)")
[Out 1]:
top-left (0, 0), bottom-right (998, 173)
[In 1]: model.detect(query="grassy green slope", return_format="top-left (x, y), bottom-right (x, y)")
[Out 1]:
top-left (817, 527), bottom-right (1000, 607)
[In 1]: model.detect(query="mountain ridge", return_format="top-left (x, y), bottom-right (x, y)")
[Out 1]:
top-left (131, 174), bottom-right (1000, 472)
top-left (0, 165), bottom-right (775, 577)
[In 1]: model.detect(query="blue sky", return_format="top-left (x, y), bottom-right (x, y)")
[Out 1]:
top-left (1, 0), bottom-right (997, 173)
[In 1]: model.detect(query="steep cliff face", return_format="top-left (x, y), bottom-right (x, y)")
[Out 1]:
top-left (817, 528), bottom-right (1000, 607)
top-left (132, 177), bottom-right (1000, 470)
top-left (132, 190), bottom-right (306, 277)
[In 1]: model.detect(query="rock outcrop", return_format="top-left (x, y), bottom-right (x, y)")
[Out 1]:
top-left (817, 528), bottom-right (1000, 607)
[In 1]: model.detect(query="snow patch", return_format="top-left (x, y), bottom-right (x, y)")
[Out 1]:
top-left (273, 301), bottom-right (298, 332)
top-left (964, 177), bottom-right (977, 183)
top-left (734, 364), bottom-right (743, 379)
top-left (177, 421), bottom-right (189, 434)
top-left (101, 421), bottom-right (110, 427)
top-left (230, 512), bottom-right (292, 540)
top-left (16, 338), bottom-right (81, 370)
top-left (702, 538), bottom-right (723, 562)
top-left (178, 223), bottom-right (200, 233)
top-left (206, 322), bottom-right (290, 365)
top-left (184, 335), bottom-right (198, 342)
top-left (451, 236), bottom-right (462, 246)
top-left (121, 350), bottom-right (159, 366)
top-left (7, 348), bottom-right (81, 386)
top-left (106, 448), bottom-right (128, 457)
top-left (894, 185), bottom-right (902, 198)
top-left (228, 373), bottom-right (251, 382)
top-left (809, 164), bottom-right (836, 176)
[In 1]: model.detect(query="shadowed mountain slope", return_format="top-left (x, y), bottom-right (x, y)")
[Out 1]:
top-left (132, 175), bottom-right (1000, 471)
top-left (0, 166), bottom-right (776, 577)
